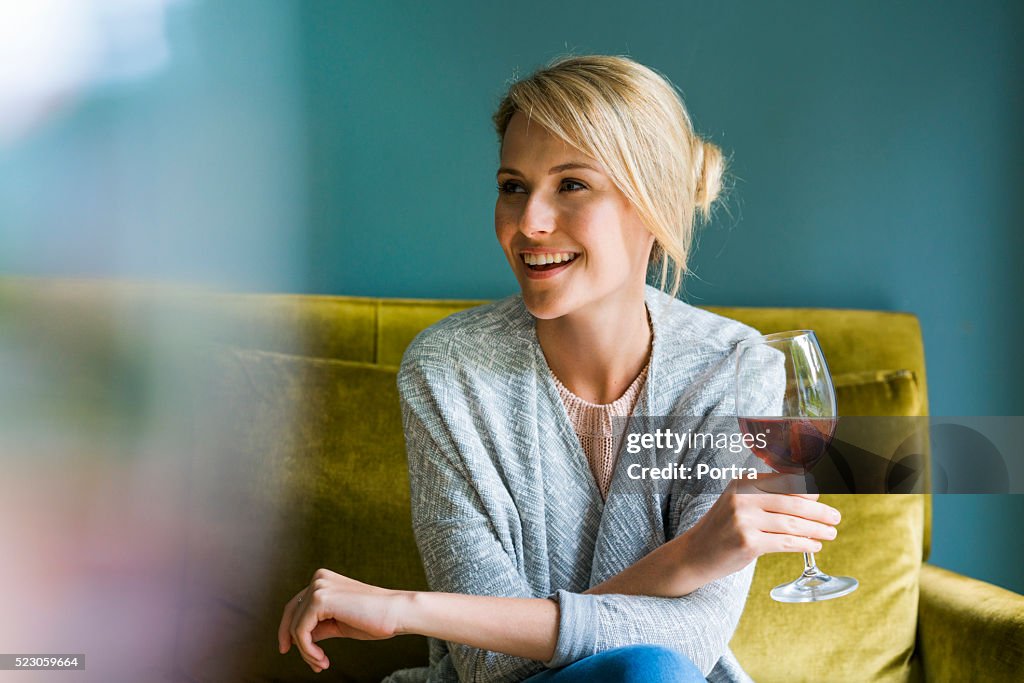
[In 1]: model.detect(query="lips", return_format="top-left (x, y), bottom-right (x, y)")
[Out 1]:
top-left (527, 261), bottom-right (570, 272)
top-left (520, 252), bottom-right (579, 280)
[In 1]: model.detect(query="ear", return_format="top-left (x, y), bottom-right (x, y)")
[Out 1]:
top-left (645, 232), bottom-right (658, 257)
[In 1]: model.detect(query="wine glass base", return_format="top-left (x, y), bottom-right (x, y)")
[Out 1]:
top-left (770, 567), bottom-right (859, 603)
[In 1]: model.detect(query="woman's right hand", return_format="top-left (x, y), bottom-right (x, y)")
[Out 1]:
top-left (681, 472), bottom-right (842, 582)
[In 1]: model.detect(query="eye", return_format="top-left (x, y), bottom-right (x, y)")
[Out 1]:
top-left (496, 180), bottom-right (525, 194)
top-left (495, 179), bottom-right (587, 195)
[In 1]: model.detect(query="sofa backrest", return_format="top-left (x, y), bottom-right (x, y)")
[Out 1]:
top-left (0, 276), bottom-right (934, 562)
top-left (0, 276), bottom-right (928, 406)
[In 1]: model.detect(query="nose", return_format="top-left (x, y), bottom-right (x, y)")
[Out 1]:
top-left (518, 192), bottom-right (556, 238)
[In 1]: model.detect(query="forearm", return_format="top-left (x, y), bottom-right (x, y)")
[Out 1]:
top-left (560, 560), bottom-right (756, 677)
top-left (398, 591), bottom-right (559, 663)
top-left (585, 527), bottom-right (717, 598)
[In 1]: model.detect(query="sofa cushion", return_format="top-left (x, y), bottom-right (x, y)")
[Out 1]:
top-left (833, 369), bottom-right (921, 416)
top-left (730, 368), bottom-right (925, 682)
top-left (177, 346), bottom-right (427, 683)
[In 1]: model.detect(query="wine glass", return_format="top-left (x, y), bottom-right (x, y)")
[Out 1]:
top-left (735, 330), bottom-right (858, 603)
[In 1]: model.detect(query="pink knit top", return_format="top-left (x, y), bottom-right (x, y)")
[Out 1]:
top-left (550, 316), bottom-right (653, 500)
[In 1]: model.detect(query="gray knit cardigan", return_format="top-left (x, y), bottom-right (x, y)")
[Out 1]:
top-left (384, 285), bottom-right (774, 683)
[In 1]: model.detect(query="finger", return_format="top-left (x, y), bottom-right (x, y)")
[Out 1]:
top-left (757, 509), bottom-right (837, 541)
top-left (334, 623), bottom-right (378, 640)
top-left (760, 495), bottom-right (841, 525)
top-left (292, 602), bottom-right (329, 670)
top-left (760, 531), bottom-right (824, 554)
top-left (290, 623), bottom-right (324, 671)
top-left (289, 595), bottom-right (323, 670)
top-left (278, 590), bottom-right (305, 654)
top-left (278, 599), bottom-right (296, 654)
top-left (749, 472), bottom-right (818, 497)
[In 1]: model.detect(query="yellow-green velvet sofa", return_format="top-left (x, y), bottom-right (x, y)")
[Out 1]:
top-left (0, 276), bottom-right (1021, 683)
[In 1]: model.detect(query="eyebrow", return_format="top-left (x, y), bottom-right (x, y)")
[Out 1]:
top-left (496, 162), bottom-right (602, 177)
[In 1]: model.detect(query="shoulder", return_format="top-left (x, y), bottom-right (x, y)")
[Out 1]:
top-left (645, 285), bottom-right (761, 359)
top-left (398, 293), bottom-right (533, 388)
top-left (645, 286), bottom-right (770, 414)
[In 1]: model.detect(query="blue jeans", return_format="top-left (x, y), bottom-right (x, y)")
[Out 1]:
top-left (523, 645), bottom-right (706, 683)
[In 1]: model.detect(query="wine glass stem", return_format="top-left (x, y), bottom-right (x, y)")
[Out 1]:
top-left (802, 552), bottom-right (818, 574)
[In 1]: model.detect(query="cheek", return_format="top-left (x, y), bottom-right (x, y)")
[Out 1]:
top-left (574, 209), bottom-right (651, 280)
top-left (573, 205), bottom-right (632, 253)
top-left (494, 226), bottom-right (516, 258)
top-left (494, 206), bottom-right (513, 241)
top-left (494, 196), bottom-right (522, 220)
top-left (494, 213), bottom-right (520, 269)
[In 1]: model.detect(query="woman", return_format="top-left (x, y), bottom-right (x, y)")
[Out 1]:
top-left (277, 55), bottom-right (841, 683)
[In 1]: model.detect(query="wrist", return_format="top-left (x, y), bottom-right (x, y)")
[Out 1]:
top-left (392, 590), bottom-right (422, 636)
top-left (669, 526), bottom-right (715, 594)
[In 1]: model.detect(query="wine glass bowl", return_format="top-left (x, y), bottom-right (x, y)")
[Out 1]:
top-left (736, 330), bottom-right (858, 603)
top-left (737, 416), bottom-right (837, 475)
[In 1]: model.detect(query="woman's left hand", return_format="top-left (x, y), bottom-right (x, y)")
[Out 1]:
top-left (277, 568), bottom-right (408, 673)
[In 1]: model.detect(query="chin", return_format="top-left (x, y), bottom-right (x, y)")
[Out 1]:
top-left (519, 288), bottom-right (574, 320)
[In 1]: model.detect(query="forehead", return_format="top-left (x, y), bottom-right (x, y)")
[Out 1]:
top-left (501, 111), bottom-right (589, 164)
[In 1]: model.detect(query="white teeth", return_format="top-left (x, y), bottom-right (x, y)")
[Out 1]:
top-left (523, 252), bottom-right (577, 266)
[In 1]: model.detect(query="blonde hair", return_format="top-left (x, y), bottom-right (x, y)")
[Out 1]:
top-left (492, 54), bottom-right (725, 298)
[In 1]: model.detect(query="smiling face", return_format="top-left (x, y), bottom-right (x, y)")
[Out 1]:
top-left (495, 111), bottom-right (655, 320)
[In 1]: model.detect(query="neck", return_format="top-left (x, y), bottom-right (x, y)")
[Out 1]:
top-left (536, 285), bottom-right (652, 405)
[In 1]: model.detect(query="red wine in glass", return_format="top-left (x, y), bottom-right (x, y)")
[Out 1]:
top-left (736, 330), bottom-right (857, 602)
top-left (737, 417), bottom-right (837, 475)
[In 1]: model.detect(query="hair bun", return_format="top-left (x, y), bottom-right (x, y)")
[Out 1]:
top-left (693, 139), bottom-right (725, 219)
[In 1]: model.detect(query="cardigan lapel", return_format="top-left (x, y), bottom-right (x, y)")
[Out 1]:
top-left (589, 286), bottom-right (677, 585)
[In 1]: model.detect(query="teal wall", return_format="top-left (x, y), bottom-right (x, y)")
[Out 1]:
top-left (301, 1), bottom-right (1024, 593)
top-left (0, 0), bottom-right (309, 293)
top-left (1, 1), bottom-right (1020, 593)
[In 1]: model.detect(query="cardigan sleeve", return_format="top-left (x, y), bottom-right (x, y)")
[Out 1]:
top-left (545, 567), bottom-right (755, 676)
top-left (398, 354), bottom-right (548, 683)
top-left (543, 466), bottom-right (758, 677)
